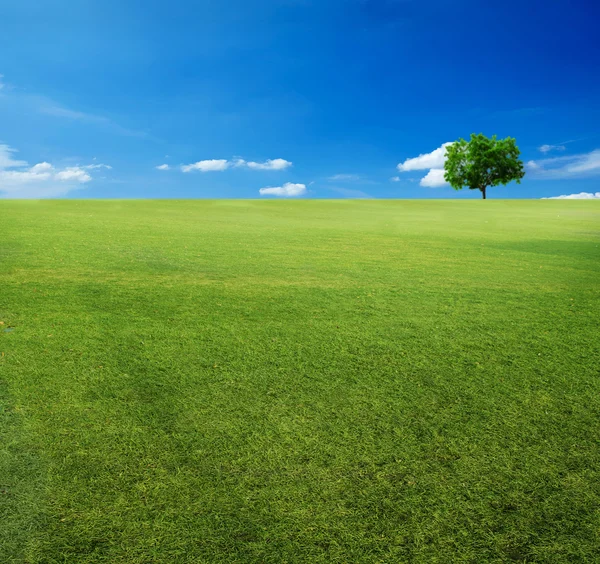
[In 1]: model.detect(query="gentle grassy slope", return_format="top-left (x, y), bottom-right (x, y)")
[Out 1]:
top-left (1, 200), bottom-right (599, 563)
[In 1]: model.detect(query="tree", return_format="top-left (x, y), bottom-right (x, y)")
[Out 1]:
top-left (444, 133), bottom-right (525, 199)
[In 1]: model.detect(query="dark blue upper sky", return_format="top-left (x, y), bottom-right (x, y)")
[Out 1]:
top-left (1, 0), bottom-right (599, 199)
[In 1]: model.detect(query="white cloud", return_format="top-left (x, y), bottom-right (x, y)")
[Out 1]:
top-left (0, 144), bottom-right (28, 169)
top-left (156, 164), bottom-right (170, 171)
top-left (246, 158), bottom-right (292, 171)
top-left (30, 162), bottom-right (53, 173)
top-left (0, 165), bottom-right (88, 197)
top-left (543, 192), bottom-right (600, 200)
top-left (328, 173), bottom-right (360, 181)
top-left (539, 144), bottom-right (566, 153)
top-left (397, 142), bottom-right (453, 172)
top-left (0, 74), bottom-right (4, 90)
top-left (527, 149), bottom-right (600, 179)
top-left (234, 157), bottom-right (293, 170)
top-left (259, 182), bottom-right (306, 197)
top-left (181, 159), bottom-right (230, 173)
top-left (396, 143), bottom-right (453, 188)
top-left (180, 157), bottom-right (292, 173)
top-left (55, 167), bottom-right (92, 183)
top-left (0, 143), bottom-right (100, 198)
top-left (0, 169), bottom-right (53, 184)
top-left (419, 168), bottom-right (448, 187)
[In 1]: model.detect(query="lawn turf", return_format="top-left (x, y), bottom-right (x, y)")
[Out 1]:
top-left (1, 199), bottom-right (599, 563)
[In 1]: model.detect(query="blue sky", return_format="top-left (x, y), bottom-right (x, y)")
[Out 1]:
top-left (1, 0), bottom-right (599, 199)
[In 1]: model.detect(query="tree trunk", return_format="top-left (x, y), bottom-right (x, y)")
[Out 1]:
top-left (481, 186), bottom-right (487, 199)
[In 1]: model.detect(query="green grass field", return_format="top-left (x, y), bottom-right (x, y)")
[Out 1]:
top-left (1, 200), bottom-right (599, 563)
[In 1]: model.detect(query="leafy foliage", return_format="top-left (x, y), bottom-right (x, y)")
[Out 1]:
top-left (444, 133), bottom-right (525, 198)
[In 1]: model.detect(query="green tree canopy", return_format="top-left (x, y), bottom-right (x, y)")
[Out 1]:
top-left (444, 133), bottom-right (525, 199)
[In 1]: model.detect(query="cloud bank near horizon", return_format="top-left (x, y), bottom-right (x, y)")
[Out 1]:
top-left (0, 143), bottom-right (106, 198)
top-left (259, 182), bottom-right (306, 197)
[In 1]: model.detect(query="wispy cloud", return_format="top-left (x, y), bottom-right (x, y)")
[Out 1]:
top-left (0, 144), bottom-right (28, 169)
top-left (37, 100), bottom-right (151, 139)
top-left (0, 74), bottom-right (150, 139)
top-left (156, 164), bottom-right (170, 171)
top-left (181, 157), bottom-right (292, 173)
top-left (527, 149), bottom-right (600, 179)
top-left (326, 173), bottom-right (379, 186)
top-left (0, 143), bottom-right (102, 198)
top-left (390, 176), bottom-right (418, 183)
top-left (539, 144), bottom-right (566, 153)
top-left (83, 163), bottom-right (112, 170)
top-left (328, 173), bottom-right (360, 181)
top-left (329, 187), bottom-right (372, 198)
top-left (40, 104), bottom-right (95, 121)
top-left (259, 182), bottom-right (306, 197)
top-left (542, 192), bottom-right (600, 199)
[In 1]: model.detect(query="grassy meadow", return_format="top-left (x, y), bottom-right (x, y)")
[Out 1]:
top-left (1, 199), bottom-right (599, 563)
